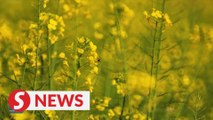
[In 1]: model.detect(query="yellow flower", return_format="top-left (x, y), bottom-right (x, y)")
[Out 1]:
top-left (108, 109), bottom-right (115, 118)
top-left (127, 71), bottom-right (155, 95)
top-left (103, 97), bottom-right (111, 107)
top-left (151, 8), bottom-right (163, 19)
top-left (164, 13), bottom-right (172, 26)
top-left (94, 32), bottom-right (104, 40)
top-left (182, 75), bottom-right (190, 86)
top-left (16, 54), bottom-right (25, 65)
top-left (63, 4), bottom-right (70, 12)
top-left (89, 42), bottom-right (97, 51)
top-left (29, 23), bottom-right (38, 29)
top-left (130, 94), bottom-right (143, 107)
top-left (116, 84), bottom-right (125, 96)
top-left (86, 77), bottom-right (92, 85)
top-left (39, 12), bottom-right (48, 21)
top-left (14, 69), bottom-right (21, 76)
top-left (94, 22), bottom-right (101, 29)
top-left (85, 77), bottom-right (93, 92)
top-left (113, 106), bottom-right (121, 115)
top-left (89, 86), bottom-right (94, 92)
top-left (43, 0), bottom-right (49, 8)
top-left (133, 95), bottom-right (143, 103)
top-left (112, 79), bottom-right (117, 85)
top-left (51, 51), bottom-right (58, 58)
top-left (133, 114), bottom-right (139, 119)
top-left (92, 66), bottom-right (98, 74)
top-left (74, 0), bottom-right (88, 5)
top-left (48, 19), bottom-right (58, 30)
top-left (59, 52), bottom-right (66, 59)
top-left (160, 55), bottom-right (171, 69)
top-left (49, 34), bottom-right (59, 44)
top-left (144, 11), bottom-right (149, 18)
top-left (77, 48), bottom-right (84, 54)
top-left (96, 105), bottom-right (105, 111)
top-left (0, 23), bottom-right (12, 39)
top-left (12, 111), bottom-right (35, 120)
top-left (144, 8), bottom-right (172, 29)
top-left (77, 70), bottom-right (81, 77)
top-left (111, 27), bottom-right (118, 36)
top-left (78, 37), bottom-right (85, 44)
top-left (108, 19), bottom-right (115, 26)
top-left (88, 115), bottom-right (95, 120)
top-left (125, 116), bottom-right (130, 119)
top-left (120, 30), bottom-right (127, 38)
top-left (42, 53), bottom-right (47, 60)
top-left (63, 60), bottom-right (69, 67)
top-left (45, 110), bottom-right (58, 120)
top-left (91, 100), bottom-right (96, 105)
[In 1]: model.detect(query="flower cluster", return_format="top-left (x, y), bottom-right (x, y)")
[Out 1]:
top-left (94, 97), bottom-right (111, 111)
top-left (108, 2), bottom-right (134, 39)
top-left (12, 111), bottom-right (35, 120)
top-left (93, 22), bottom-right (104, 40)
top-left (45, 110), bottom-right (59, 120)
top-left (43, 0), bottom-right (49, 8)
top-left (144, 8), bottom-right (172, 28)
top-left (88, 97), bottom-right (111, 119)
top-left (111, 73), bottom-right (126, 96)
top-left (109, 2), bottom-right (134, 27)
top-left (39, 12), bottom-right (65, 44)
top-left (107, 105), bottom-right (150, 120)
top-left (77, 37), bottom-right (99, 92)
top-left (88, 41), bottom-right (99, 74)
top-left (75, 37), bottom-right (99, 76)
top-left (112, 79), bottom-right (126, 96)
top-left (59, 0), bottom-right (91, 19)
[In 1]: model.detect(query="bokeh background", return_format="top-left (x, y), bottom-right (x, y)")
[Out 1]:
top-left (0, 0), bottom-right (213, 120)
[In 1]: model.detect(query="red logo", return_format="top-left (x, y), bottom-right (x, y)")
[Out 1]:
top-left (8, 90), bottom-right (30, 112)
top-left (8, 90), bottom-right (89, 111)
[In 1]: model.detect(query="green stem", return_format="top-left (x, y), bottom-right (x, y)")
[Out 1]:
top-left (174, 94), bottom-right (189, 120)
top-left (148, 21), bottom-right (158, 119)
top-left (47, 29), bottom-right (52, 90)
top-left (113, 0), bottom-right (129, 119)
top-left (150, 22), bottom-right (158, 77)
top-left (21, 63), bottom-right (26, 87)
top-left (71, 2), bottom-right (79, 119)
top-left (71, 39), bottom-right (78, 120)
top-left (33, 0), bottom-right (41, 116)
top-left (33, 0), bottom-right (41, 90)
top-left (149, 0), bottom-right (166, 119)
top-left (119, 96), bottom-right (126, 120)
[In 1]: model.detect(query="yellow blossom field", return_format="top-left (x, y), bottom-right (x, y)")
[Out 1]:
top-left (0, 0), bottom-right (213, 120)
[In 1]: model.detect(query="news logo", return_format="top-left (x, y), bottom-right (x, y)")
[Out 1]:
top-left (8, 90), bottom-right (30, 112)
top-left (8, 90), bottom-right (90, 112)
